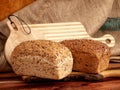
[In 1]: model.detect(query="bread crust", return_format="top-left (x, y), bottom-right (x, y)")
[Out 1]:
top-left (11, 40), bottom-right (73, 80)
top-left (61, 39), bottom-right (110, 73)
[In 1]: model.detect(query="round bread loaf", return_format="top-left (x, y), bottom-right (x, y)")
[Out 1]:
top-left (11, 40), bottom-right (73, 80)
top-left (61, 39), bottom-right (110, 74)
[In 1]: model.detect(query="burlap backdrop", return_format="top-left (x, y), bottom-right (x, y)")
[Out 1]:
top-left (93, 0), bottom-right (120, 61)
top-left (0, 0), bottom-right (119, 72)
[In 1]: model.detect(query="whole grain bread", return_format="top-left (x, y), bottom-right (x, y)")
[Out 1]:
top-left (11, 40), bottom-right (73, 80)
top-left (60, 39), bottom-right (110, 74)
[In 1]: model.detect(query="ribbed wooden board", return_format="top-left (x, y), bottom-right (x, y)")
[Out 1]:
top-left (25, 22), bottom-right (115, 46)
top-left (5, 18), bottom-right (115, 65)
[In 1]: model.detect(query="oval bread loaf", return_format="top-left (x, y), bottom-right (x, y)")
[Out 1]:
top-left (61, 39), bottom-right (111, 74)
top-left (11, 40), bottom-right (73, 80)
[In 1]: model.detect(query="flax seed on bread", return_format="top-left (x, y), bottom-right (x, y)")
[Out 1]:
top-left (11, 40), bottom-right (73, 80)
top-left (61, 39), bottom-right (110, 74)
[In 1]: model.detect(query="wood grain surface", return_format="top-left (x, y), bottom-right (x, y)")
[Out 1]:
top-left (0, 63), bottom-right (119, 90)
top-left (0, 0), bottom-right (35, 21)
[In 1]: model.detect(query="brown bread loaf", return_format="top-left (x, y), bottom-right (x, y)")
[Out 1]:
top-left (61, 39), bottom-right (110, 74)
top-left (11, 40), bottom-right (73, 80)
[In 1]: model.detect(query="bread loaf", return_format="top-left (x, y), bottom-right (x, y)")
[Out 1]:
top-left (11, 40), bottom-right (73, 80)
top-left (61, 39), bottom-right (110, 74)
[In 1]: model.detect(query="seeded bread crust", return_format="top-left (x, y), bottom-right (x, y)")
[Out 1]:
top-left (11, 40), bottom-right (73, 80)
top-left (61, 39), bottom-right (110, 74)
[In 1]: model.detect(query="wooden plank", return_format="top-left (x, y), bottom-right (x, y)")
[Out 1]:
top-left (0, 0), bottom-right (35, 21)
top-left (0, 63), bottom-right (119, 90)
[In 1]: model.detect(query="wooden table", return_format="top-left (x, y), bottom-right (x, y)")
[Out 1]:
top-left (0, 63), bottom-right (120, 90)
